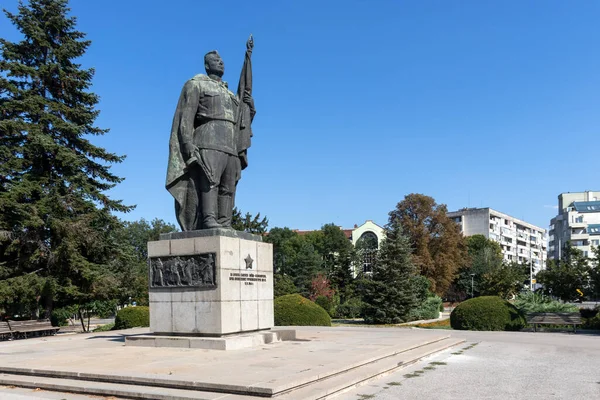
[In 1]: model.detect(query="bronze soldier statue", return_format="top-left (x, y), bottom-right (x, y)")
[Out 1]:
top-left (166, 36), bottom-right (255, 231)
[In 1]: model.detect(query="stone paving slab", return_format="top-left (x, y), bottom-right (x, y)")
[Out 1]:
top-left (336, 329), bottom-right (600, 400)
top-left (0, 326), bottom-right (453, 397)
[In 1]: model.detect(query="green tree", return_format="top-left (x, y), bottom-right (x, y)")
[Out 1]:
top-left (590, 245), bottom-right (600, 300)
top-left (232, 207), bottom-right (268, 234)
top-left (0, 0), bottom-right (131, 321)
top-left (480, 261), bottom-right (528, 299)
top-left (361, 217), bottom-right (419, 324)
top-left (265, 228), bottom-right (323, 297)
top-left (304, 224), bottom-right (357, 302)
top-left (265, 227), bottom-right (298, 275)
top-left (452, 235), bottom-right (527, 300)
top-left (453, 235), bottom-right (503, 298)
top-left (537, 243), bottom-right (590, 302)
top-left (108, 218), bottom-right (177, 307)
top-left (118, 218), bottom-right (177, 262)
top-left (273, 274), bottom-right (297, 297)
top-left (389, 194), bottom-right (467, 296)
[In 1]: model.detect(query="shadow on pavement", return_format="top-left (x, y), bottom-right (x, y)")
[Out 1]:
top-left (85, 334), bottom-right (126, 342)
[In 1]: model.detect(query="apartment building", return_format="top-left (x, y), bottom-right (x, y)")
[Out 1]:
top-left (549, 191), bottom-right (600, 260)
top-left (447, 208), bottom-right (547, 274)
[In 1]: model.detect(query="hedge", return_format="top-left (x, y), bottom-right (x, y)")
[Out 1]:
top-left (274, 294), bottom-right (331, 326)
top-left (450, 296), bottom-right (525, 331)
top-left (113, 306), bottom-right (150, 330)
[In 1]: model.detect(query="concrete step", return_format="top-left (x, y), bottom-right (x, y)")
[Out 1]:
top-left (0, 373), bottom-right (248, 400)
top-left (275, 337), bottom-right (465, 400)
top-left (0, 336), bottom-right (464, 399)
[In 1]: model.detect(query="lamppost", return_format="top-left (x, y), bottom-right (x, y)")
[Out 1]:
top-left (470, 274), bottom-right (475, 298)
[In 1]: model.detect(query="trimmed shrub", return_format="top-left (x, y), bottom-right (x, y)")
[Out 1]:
top-left (274, 294), bottom-right (331, 326)
top-left (450, 296), bottom-right (525, 331)
top-left (113, 306), bottom-right (149, 330)
top-left (335, 297), bottom-right (364, 319)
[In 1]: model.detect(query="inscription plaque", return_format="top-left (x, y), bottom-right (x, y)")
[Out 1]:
top-left (150, 253), bottom-right (216, 288)
top-left (229, 272), bottom-right (267, 286)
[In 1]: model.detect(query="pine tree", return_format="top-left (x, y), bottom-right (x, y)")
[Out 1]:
top-left (232, 207), bottom-right (269, 234)
top-left (0, 0), bottom-right (132, 319)
top-left (361, 217), bottom-right (419, 324)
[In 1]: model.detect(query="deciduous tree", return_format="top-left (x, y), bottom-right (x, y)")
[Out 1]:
top-left (451, 235), bottom-right (527, 300)
top-left (537, 243), bottom-right (590, 302)
top-left (265, 228), bottom-right (323, 296)
top-left (389, 194), bottom-right (467, 296)
top-left (118, 218), bottom-right (178, 263)
top-left (304, 224), bottom-right (356, 301)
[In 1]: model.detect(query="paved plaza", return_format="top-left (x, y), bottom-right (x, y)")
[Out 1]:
top-left (0, 327), bottom-right (598, 399)
top-left (0, 326), bottom-right (459, 399)
top-left (338, 329), bottom-right (600, 400)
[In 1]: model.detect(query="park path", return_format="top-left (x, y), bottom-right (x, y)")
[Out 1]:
top-left (336, 329), bottom-right (600, 400)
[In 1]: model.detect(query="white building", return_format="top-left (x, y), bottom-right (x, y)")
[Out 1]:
top-left (447, 208), bottom-right (547, 274)
top-left (549, 191), bottom-right (600, 260)
top-left (348, 220), bottom-right (385, 276)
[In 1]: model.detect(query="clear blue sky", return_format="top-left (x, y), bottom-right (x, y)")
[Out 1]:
top-left (2, 0), bottom-right (599, 231)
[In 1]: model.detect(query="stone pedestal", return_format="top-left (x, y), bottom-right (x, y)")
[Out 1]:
top-left (146, 229), bottom-right (274, 336)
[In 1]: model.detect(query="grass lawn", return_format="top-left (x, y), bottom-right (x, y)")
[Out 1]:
top-left (331, 318), bottom-right (452, 329)
top-left (407, 319), bottom-right (452, 329)
top-left (331, 319), bottom-right (403, 328)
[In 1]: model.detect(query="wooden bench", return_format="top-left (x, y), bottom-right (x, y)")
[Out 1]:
top-left (7, 319), bottom-right (60, 339)
top-left (0, 321), bottom-right (12, 340)
top-left (526, 312), bottom-right (582, 333)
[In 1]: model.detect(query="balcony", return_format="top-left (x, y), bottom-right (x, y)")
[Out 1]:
top-left (501, 229), bottom-right (515, 237)
top-left (570, 233), bottom-right (589, 241)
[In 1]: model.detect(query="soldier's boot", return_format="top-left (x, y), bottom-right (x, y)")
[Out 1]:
top-left (201, 187), bottom-right (221, 229)
top-left (217, 195), bottom-right (233, 229)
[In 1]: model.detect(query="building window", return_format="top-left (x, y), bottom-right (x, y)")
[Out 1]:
top-left (589, 225), bottom-right (600, 235)
top-left (356, 232), bottom-right (378, 274)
